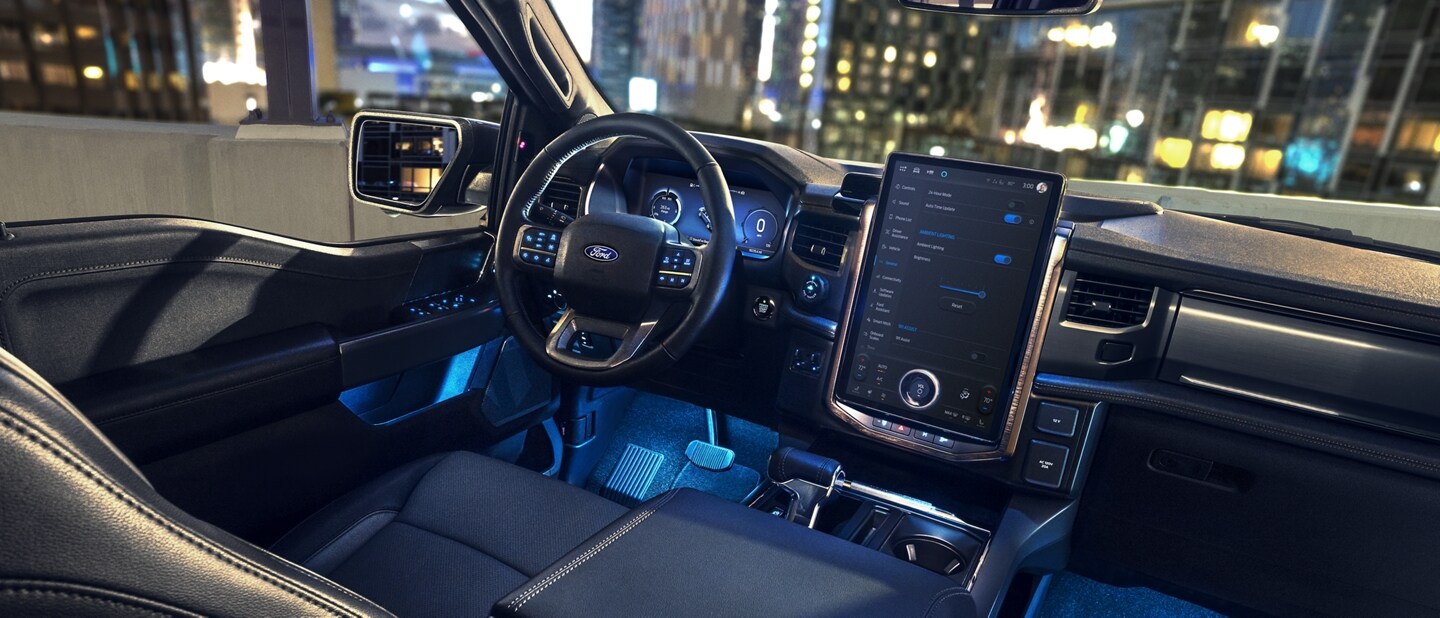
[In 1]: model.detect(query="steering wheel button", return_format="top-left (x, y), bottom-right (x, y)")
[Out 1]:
top-left (543, 255), bottom-right (555, 266)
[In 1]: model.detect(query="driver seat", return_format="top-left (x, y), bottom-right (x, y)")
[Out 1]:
top-left (0, 345), bottom-right (627, 616)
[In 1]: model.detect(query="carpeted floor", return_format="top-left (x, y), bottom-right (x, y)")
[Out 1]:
top-left (1032, 573), bottom-right (1224, 618)
top-left (584, 392), bottom-right (777, 505)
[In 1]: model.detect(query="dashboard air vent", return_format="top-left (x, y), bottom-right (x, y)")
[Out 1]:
top-left (792, 216), bottom-right (850, 271)
top-left (1065, 274), bottom-right (1155, 329)
top-left (542, 180), bottom-right (583, 217)
top-left (528, 179), bottom-right (582, 226)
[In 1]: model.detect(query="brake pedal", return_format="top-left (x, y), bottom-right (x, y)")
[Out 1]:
top-left (685, 440), bottom-right (735, 472)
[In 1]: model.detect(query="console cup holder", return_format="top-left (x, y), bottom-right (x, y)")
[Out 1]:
top-left (882, 514), bottom-right (986, 577)
top-left (890, 535), bottom-right (969, 575)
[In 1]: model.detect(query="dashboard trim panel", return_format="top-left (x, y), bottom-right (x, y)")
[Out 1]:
top-left (823, 197), bottom-right (1071, 461)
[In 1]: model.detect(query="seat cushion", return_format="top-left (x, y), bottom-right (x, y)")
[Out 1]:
top-left (271, 451), bottom-right (627, 616)
top-left (494, 488), bottom-right (975, 618)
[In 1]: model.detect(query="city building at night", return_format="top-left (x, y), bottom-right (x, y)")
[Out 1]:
top-left (630, 0), bottom-right (762, 133)
top-left (0, 0), bottom-right (205, 120)
top-left (900, 0), bottom-right (1440, 206)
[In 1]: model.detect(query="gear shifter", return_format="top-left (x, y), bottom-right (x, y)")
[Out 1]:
top-left (767, 447), bottom-right (843, 527)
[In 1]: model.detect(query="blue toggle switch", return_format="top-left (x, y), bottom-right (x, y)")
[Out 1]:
top-left (1004, 213), bottom-right (1023, 225)
top-left (994, 254), bottom-right (1012, 265)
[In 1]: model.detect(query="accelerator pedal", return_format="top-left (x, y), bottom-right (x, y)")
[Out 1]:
top-left (600, 444), bottom-right (665, 506)
top-left (685, 439), bottom-right (735, 472)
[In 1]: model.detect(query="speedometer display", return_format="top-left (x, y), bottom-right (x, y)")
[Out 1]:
top-left (649, 190), bottom-right (682, 224)
top-left (639, 172), bottom-right (783, 258)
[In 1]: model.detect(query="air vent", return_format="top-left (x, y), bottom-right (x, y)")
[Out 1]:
top-left (542, 180), bottom-right (583, 217)
top-left (1065, 274), bottom-right (1155, 329)
top-left (792, 216), bottom-right (851, 271)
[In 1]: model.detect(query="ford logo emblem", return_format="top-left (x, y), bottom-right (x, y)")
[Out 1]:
top-left (584, 244), bottom-right (619, 262)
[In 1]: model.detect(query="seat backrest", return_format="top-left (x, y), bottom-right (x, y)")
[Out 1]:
top-left (0, 346), bottom-right (392, 617)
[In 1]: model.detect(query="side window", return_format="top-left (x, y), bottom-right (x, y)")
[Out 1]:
top-left (0, 0), bottom-right (508, 243)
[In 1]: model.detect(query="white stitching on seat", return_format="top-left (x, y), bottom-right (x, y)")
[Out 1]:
top-left (505, 490), bottom-right (680, 612)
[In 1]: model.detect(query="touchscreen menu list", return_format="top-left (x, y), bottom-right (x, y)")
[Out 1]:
top-left (840, 155), bottom-right (1060, 439)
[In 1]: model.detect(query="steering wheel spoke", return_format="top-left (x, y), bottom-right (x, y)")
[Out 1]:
top-left (545, 307), bottom-right (666, 370)
top-left (512, 224), bottom-right (564, 274)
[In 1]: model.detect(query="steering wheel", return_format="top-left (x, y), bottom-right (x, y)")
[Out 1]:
top-left (495, 113), bottom-right (737, 386)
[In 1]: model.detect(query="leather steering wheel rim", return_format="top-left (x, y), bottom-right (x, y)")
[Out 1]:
top-left (495, 113), bottom-right (736, 386)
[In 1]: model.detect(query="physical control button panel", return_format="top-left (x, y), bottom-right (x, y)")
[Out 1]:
top-left (655, 245), bottom-right (697, 289)
top-left (1011, 398), bottom-right (1099, 496)
top-left (1034, 402), bottom-right (1079, 438)
top-left (518, 226), bottom-right (560, 267)
top-left (790, 345), bottom-right (825, 376)
top-left (397, 287), bottom-right (485, 323)
top-left (866, 414), bottom-right (964, 452)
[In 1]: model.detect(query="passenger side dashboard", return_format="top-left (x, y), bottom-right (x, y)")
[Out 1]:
top-left (542, 132), bottom-right (1440, 616)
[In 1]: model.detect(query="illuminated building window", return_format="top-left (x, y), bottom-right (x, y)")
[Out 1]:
top-left (1395, 118), bottom-right (1440, 157)
top-left (1200, 110), bottom-right (1253, 143)
top-left (40, 63), bottom-right (75, 86)
top-left (1247, 149), bottom-right (1284, 180)
top-left (0, 60), bottom-right (29, 82)
top-left (1154, 138), bottom-right (1194, 169)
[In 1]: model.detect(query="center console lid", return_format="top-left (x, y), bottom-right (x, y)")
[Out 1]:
top-left (491, 488), bottom-right (975, 618)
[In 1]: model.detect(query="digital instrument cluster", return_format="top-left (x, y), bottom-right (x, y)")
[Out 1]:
top-left (636, 172), bottom-right (783, 259)
top-left (834, 153), bottom-right (1064, 444)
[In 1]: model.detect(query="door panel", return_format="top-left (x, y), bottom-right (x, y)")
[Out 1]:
top-left (0, 217), bottom-right (420, 383)
top-left (0, 216), bottom-right (510, 467)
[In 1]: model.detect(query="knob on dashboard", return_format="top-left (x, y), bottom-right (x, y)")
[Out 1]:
top-left (798, 274), bottom-right (829, 304)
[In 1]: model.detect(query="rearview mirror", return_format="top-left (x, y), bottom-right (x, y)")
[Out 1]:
top-left (349, 110), bottom-right (499, 217)
top-left (897, 0), bottom-right (1100, 17)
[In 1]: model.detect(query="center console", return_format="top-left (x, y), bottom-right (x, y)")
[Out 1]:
top-left (763, 153), bottom-right (1110, 615)
top-left (827, 153), bottom-right (1068, 461)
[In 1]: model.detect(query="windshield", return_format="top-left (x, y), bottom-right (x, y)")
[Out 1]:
top-left (553, 0), bottom-right (1440, 253)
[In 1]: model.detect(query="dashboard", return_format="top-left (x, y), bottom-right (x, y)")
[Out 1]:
top-left (636, 172), bottom-right (783, 259)
top-left (542, 129), bottom-right (1440, 618)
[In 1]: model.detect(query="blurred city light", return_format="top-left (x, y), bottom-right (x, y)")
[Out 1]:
top-left (629, 77), bottom-right (658, 112)
top-left (1051, 23), bottom-right (1116, 49)
top-left (1245, 22), bottom-right (1280, 47)
top-left (1209, 143), bottom-right (1247, 170)
top-left (1201, 110), bottom-right (1254, 143)
top-left (1125, 109), bottom-right (1145, 128)
top-left (1020, 96), bottom-right (1099, 152)
top-left (1155, 138), bottom-right (1194, 169)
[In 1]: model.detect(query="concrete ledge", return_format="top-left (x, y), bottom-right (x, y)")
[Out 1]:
top-left (0, 113), bottom-right (481, 242)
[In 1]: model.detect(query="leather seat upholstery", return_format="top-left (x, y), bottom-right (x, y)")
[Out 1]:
top-left (0, 345), bottom-right (624, 616)
top-left (0, 346), bottom-right (390, 616)
top-left (271, 451), bottom-right (627, 616)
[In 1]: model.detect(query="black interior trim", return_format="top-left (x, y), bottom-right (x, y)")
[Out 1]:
top-left (338, 303), bottom-right (505, 388)
top-left (62, 325), bottom-right (341, 463)
top-left (1034, 374), bottom-right (1440, 481)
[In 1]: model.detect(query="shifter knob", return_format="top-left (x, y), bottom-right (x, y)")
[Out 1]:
top-left (768, 447), bottom-right (842, 486)
top-left (767, 447), bottom-right (843, 528)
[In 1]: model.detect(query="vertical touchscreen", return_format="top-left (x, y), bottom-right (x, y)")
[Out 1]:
top-left (835, 153), bottom-right (1064, 443)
